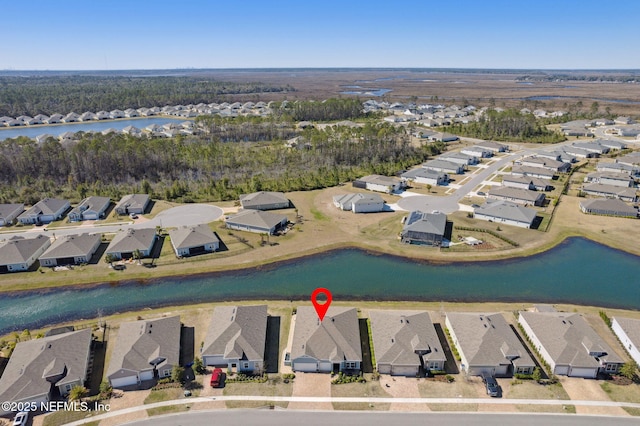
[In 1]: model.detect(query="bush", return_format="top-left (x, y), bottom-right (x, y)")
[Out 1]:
top-left (331, 372), bottom-right (365, 385)
top-left (514, 373), bottom-right (534, 380)
top-left (282, 373), bottom-right (296, 380)
top-left (193, 357), bottom-right (207, 375)
top-left (225, 373), bottom-right (268, 383)
top-left (445, 375), bottom-right (455, 383)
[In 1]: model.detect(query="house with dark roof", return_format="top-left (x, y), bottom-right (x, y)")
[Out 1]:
top-left (17, 198), bottom-right (70, 225)
top-left (0, 235), bottom-right (51, 273)
top-left (445, 312), bottom-right (535, 377)
top-left (461, 146), bottom-right (492, 158)
top-left (201, 305), bottom-right (267, 374)
top-left (520, 157), bottom-right (571, 173)
top-left (370, 310), bottom-right (446, 376)
top-left (114, 194), bottom-right (150, 216)
top-left (510, 166), bottom-right (556, 180)
top-left (518, 312), bottom-right (624, 378)
top-left (581, 183), bottom-right (638, 202)
top-left (474, 200), bottom-right (538, 229)
top-left (611, 317), bottom-right (640, 366)
top-left (400, 211), bottom-right (448, 246)
top-left (291, 306), bottom-right (362, 373)
top-left (353, 175), bottom-right (404, 194)
top-left (168, 224), bottom-right (220, 257)
top-left (0, 328), bottom-right (92, 414)
top-left (423, 159), bottom-right (464, 175)
top-left (440, 151), bottom-right (478, 166)
top-left (401, 168), bottom-right (449, 186)
top-left (39, 233), bottom-right (101, 267)
top-left (476, 141), bottom-right (508, 153)
top-left (579, 199), bottom-right (637, 218)
top-left (332, 193), bottom-right (385, 213)
top-left (597, 161), bottom-right (640, 176)
top-left (487, 187), bottom-right (545, 206)
top-left (106, 228), bottom-right (157, 260)
top-left (68, 196), bottom-right (111, 222)
top-left (107, 316), bottom-right (181, 388)
top-left (239, 192), bottom-right (290, 210)
top-left (225, 210), bottom-right (288, 235)
top-left (502, 176), bottom-right (552, 192)
top-left (0, 203), bottom-right (24, 226)
top-left (584, 172), bottom-right (634, 188)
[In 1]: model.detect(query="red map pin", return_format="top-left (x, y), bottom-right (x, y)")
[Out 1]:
top-left (311, 288), bottom-right (332, 322)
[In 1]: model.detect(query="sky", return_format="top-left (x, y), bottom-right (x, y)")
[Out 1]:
top-left (1, 0), bottom-right (639, 70)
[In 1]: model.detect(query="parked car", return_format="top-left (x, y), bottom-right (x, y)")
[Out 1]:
top-left (210, 367), bottom-right (224, 388)
top-left (129, 213), bottom-right (138, 219)
top-left (483, 376), bottom-right (500, 397)
top-left (12, 411), bottom-right (29, 426)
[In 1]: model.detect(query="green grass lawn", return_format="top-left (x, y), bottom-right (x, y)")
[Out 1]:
top-left (601, 381), bottom-right (640, 403)
top-left (147, 404), bottom-right (190, 417)
top-left (144, 387), bottom-right (186, 404)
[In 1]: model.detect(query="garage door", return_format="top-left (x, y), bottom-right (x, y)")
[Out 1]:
top-left (140, 370), bottom-right (155, 381)
top-left (318, 362), bottom-right (332, 373)
top-left (110, 376), bottom-right (138, 388)
top-left (0, 265), bottom-right (8, 273)
top-left (569, 367), bottom-right (596, 378)
top-left (293, 361), bottom-right (317, 372)
top-left (391, 366), bottom-right (417, 377)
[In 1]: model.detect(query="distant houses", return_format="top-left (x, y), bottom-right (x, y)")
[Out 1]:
top-left (333, 193), bottom-right (385, 213)
top-left (0, 203), bottom-right (24, 226)
top-left (17, 198), bottom-right (70, 225)
top-left (353, 175), bottom-right (404, 194)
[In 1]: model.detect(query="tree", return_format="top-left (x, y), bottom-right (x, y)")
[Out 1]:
top-left (619, 362), bottom-right (638, 380)
top-left (590, 101), bottom-right (599, 116)
top-left (68, 385), bottom-right (88, 401)
top-left (193, 357), bottom-right (206, 375)
top-left (171, 365), bottom-right (185, 384)
top-left (426, 184), bottom-right (432, 193)
top-left (133, 249), bottom-right (142, 265)
top-left (532, 367), bottom-right (542, 383)
top-left (104, 253), bottom-right (115, 266)
top-left (99, 381), bottom-right (113, 399)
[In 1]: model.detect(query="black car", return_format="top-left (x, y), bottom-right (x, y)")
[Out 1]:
top-left (484, 376), bottom-right (500, 397)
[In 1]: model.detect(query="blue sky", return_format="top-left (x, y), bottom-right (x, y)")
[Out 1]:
top-left (2, 0), bottom-right (638, 70)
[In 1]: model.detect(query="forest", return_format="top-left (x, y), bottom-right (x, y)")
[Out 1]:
top-left (0, 121), bottom-right (444, 205)
top-left (441, 109), bottom-right (566, 143)
top-left (0, 76), bottom-right (293, 117)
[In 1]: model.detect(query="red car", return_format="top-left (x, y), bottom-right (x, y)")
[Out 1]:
top-left (210, 368), bottom-right (224, 387)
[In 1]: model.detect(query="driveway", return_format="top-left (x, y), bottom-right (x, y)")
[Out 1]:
top-left (560, 377), bottom-right (628, 416)
top-left (288, 373), bottom-right (332, 410)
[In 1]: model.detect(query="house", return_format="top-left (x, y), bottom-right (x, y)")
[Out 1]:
top-left (562, 146), bottom-right (599, 159)
top-left (225, 210), bottom-right (288, 235)
top-left (445, 312), bottom-right (535, 377)
top-left (429, 132), bottom-right (459, 142)
top-left (332, 193), bottom-right (385, 213)
top-left (124, 108), bottom-right (139, 118)
top-left (291, 306), bottom-right (362, 373)
top-left (35, 134), bottom-right (55, 144)
top-left (573, 142), bottom-right (610, 155)
top-left (0, 328), bottom-right (92, 414)
top-left (617, 153), bottom-right (640, 167)
top-left (584, 172), bottom-right (634, 188)
top-left (400, 211), bottom-right (448, 246)
top-left (114, 194), bottom-right (150, 215)
top-left (106, 228), bottom-right (157, 260)
top-left (107, 316), bottom-right (181, 388)
top-left (68, 196), bottom-right (111, 222)
top-left (518, 312), bottom-right (624, 378)
top-left (168, 224), bottom-right (220, 257)
top-left (487, 187), bottom-right (546, 206)
top-left (473, 200), bottom-right (538, 229)
top-left (0, 235), bottom-right (51, 273)
top-left (401, 168), bottom-right (449, 186)
top-left (201, 305), bottom-right (267, 374)
top-left (510, 166), bottom-right (556, 180)
top-left (581, 183), bottom-right (638, 202)
top-left (519, 157), bottom-right (571, 173)
top-left (597, 139), bottom-right (626, 150)
top-left (440, 152), bottom-right (478, 166)
top-left (17, 198), bottom-right (70, 225)
top-left (122, 125), bottom-right (142, 136)
top-left (239, 191), bottom-right (290, 210)
top-left (0, 203), bottom-right (24, 226)
top-left (353, 175), bottom-right (404, 193)
top-left (579, 199), bottom-right (637, 218)
top-left (596, 161), bottom-right (640, 176)
top-left (38, 233), bottom-right (101, 267)
top-left (423, 159), bottom-right (464, 175)
top-left (461, 146), bottom-right (492, 158)
top-left (369, 310), bottom-right (446, 376)
top-left (531, 150), bottom-right (562, 162)
top-left (110, 109), bottom-right (125, 119)
top-left (44, 114), bottom-right (63, 124)
top-left (502, 176), bottom-right (552, 191)
top-left (614, 117), bottom-right (635, 125)
top-left (96, 111), bottom-right (110, 120)
top-left (611, 317), bottom-right (640, 366)
top-left (79, 111), bottom-right (97, 121)
top-left (476, 141), bottom-right (508, 153)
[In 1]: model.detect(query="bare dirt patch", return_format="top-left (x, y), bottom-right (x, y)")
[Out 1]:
top-left (560, 377), bottom-right (629, 416)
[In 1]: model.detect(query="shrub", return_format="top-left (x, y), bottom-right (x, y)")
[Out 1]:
top-left (282, 373), bottom-right (296, 380)
top-left (331, 372), bottom-right (365, 385)
top-left (445, 375), bottom-right (455, 383)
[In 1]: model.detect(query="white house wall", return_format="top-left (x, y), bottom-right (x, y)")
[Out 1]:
top-left (612, 319), bottom-right (640, 366)
top-left (474, 213), bottom-right (531, 229)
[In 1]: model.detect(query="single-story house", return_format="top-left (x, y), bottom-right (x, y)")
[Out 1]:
top-left (487, 187), bottom-right (546, 206)
top-left (573, 142), bottom-right (610, 155)
top-left (38, 233), bottom-right (101, 267)
top-left (519, 157), bottom-right (571, 173)
top-left (445, 312), bottom-right (535, 377)
top-left (17, 198), bottom-right (70, 225)
top-left (44, 114), bottom-right (63, 124)
top-left (370, 310), bottom-right (446, 376)
top-left (114, 194), bottom-right (151, 216)
top-left (68, 196), bottom-right (111, 222)
top-left (353, 175), bottom-right (404, 194)
top-left (584, 172), bottom-right (634, 188)
top-left (596, 162), bottom-right (639, 176)
top-left (106, 228), bottom-right (157, 260)
top-left (291, 306), bottom-right (362, 374)
top-left (35, 133), bottom-right (56, 144)
top-left (597, 139), bottom-right (626, 150)
top-left (225, 210), bottom-right (288, 235)
top-left (579, 198), bottom-right (637, 218)
top-left (0, 203), bottom-right (24, 226)
top-left (400, 211), bottom-right (448, 246)
top-left (239, 191), bottom-right (290, 210)
top-left (461, 146), bottom-right (493, 158)
top-left (562, 146), bottom-right (598, 159)
top-left (107, 316), bottom-right (181, 388)
top-left (532, 150), bottom-right (562, 162)
top-left (168, 224), bottom-right (220, 257)
top-left (473, 200), bottom-right (538, 229)
top-left (581, 183), bottom-right (638, 202)
top-left (502, 176), bottom-right (552, 192)
top-left (401, 168), bottom-right (449, 186)
top-left (476, 141), bottom-right (508, 153)
top-left (428, 132), bottom-right (459, 142)
top-left (439, 152), bottom-right (478, 166)
top-left (423, 159), bottom-right (464, 175)
top-left (0, 235), bottom-right (52, 273)
top-left (617, 153), bottom-right (640, 167)
top-left (0, 328), bottom-right (92, 414)
top-left (611, 317), bottom-right (640, 366)
top-left (332, 193), bottom-right (385, 213)
top-left (518, 312), bottom-right (624, 378)
top-left (201, 305), bottom-right (268, 374)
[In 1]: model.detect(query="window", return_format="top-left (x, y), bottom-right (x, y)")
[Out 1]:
top-left (162, 369), bottom-right (171, 377)
top-left (242, 362), bottom-right (250, 370)
top-left (344, 361), bottom-right (357, 369)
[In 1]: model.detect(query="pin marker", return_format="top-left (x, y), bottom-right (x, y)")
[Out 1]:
top-left (311, 287), bottom-right (332, 322)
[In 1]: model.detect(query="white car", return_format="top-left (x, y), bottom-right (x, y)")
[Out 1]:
top-left (12, 411), bottom-right (29, 426)
top-left (129, 213), bottom-right (138, 219)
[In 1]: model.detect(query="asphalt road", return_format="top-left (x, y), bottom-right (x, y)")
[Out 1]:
top-left (122, 410), bottom-right (640, 426)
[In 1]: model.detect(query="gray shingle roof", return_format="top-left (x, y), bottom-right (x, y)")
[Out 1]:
top-left (68, 196), bottom-right (110, 218)
top-left (488, 187), bottom-right (544, 203)
top-left (370, 310), bottom-right (446, 368)
top-left (580, 198), bottom-right (637, 216)
top-left (39, 233), bottom-right (100, 260)
top-left (168, 224), bottom-right (219, 250)
top-left (446, 312), bottom-right (534, 368)
top-left (0, 235), bottom-right (51, 265)
top-left (0, 204), bottom-right (24, 223)
top-left (613, 317), bottom-right (640, 354)
top-left (511, 166), bottom-right (556, 178)
top-left (20, 198), bottom-right (69, 217)
top-left (402, 211), bottom-right (447, 236)
top-left (114, 194), bottom-right (150, 213)
top-left (474, 200), bottom-right (537, 224)
top-left (401, 168), bottom-right (447, 180)
top-left (107, 228), bottom-right (156, 254)
top-left (225, 210), bottom-right (287, 230)
top-left (239, 192), bottom-right (289, 209)
top-left (202, 305), bottom-right (267, 362)
top-left (357, 175), bottom-right (402, 186)
top-left (291, 306), bottom-right (362, 363)
top-left (333, 193), bottom-right (384, 207)
top-left (519, 312), bottom-right (624, 368)
top-left (0, 328), bottom-right (92, 403)
top-left (107, 316), bottom-right (181, 377)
